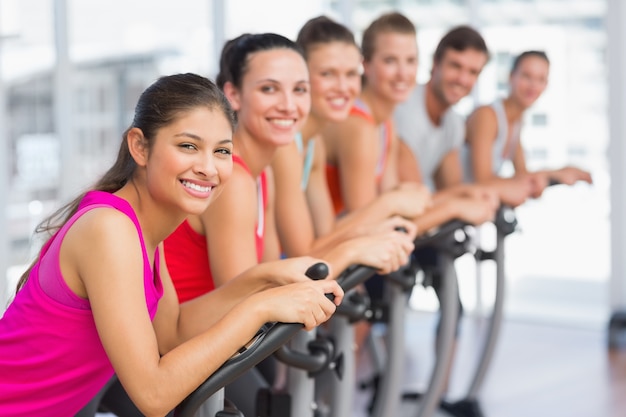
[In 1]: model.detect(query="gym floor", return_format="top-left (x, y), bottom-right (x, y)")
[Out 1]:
top-left (98, 311), bottom-right (626, 417)
top-left (403, 310), bottom-right (624, 417)
top-left (97, 312), bottom-right (622, 417)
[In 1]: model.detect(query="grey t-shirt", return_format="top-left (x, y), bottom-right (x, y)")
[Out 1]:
top-left (394, 84), bottom-right (465, 191)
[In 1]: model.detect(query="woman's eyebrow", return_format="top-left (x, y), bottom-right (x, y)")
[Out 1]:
top-left (175, 132), bottom-right (203, 141)
top-left (175, 133), bottom-right (233, 146)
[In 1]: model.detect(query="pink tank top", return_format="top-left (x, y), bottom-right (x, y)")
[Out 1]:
top-left (0, 190), bottom-right (163, 416)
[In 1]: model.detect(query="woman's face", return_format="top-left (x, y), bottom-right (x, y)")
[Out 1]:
top-left (510, 55), bottom-right (549, 109)
top-left (362, 32), bottom-right (418, 104)
top-left (231, 48), bottom-right (311, 146)
top-left (307, 41), bottom-right (362, 122)
top-left (145, 107), bottom-right (234, 216)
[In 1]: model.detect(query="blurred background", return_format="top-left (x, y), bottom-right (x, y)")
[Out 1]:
top-left (0, 0), bottom-right (621, 335)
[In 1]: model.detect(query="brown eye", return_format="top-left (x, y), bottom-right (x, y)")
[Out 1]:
top-left (215, 148), bottom-right (232, 155)
top-left (179, 143), bottom-right (197, 151)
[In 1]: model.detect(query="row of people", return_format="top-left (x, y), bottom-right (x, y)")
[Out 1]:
top-left (317, 16), bottom-right (494, 415)
top-left (0, 9), bottom-right (592, 417)
top-left (0, 16), bottom-right (419, 417)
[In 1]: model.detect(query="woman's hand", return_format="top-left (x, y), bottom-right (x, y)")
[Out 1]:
top-left (251, 279), bottom-right (344, 330)
top-left (343, 229), bottom-right (415, 275)
top-left (497, 176), bottom-right (534, 207)
top-left (355, 215), bottom-right (418, 240)
top-left (255, 256), bottom-right (334, 287)
top-left (383, 182), bottom-right (433, 219)
top-left (457, 184), bottom-right (500, 211)
top-left (527, 172), bottom-right (550, 199)
top-left (550, 166), bottom-right (593, 186)
top-left (452, 196), bottom-right (498, 226)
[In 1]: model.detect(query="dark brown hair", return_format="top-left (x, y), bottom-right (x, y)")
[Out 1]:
top-left (361, 12), bottom-right (416, 63)
top-left (433, 25), bottom-right (490, 64)
top-left (216, 33), bottom-right (305, 91)
top-left (296, 15), bottom-right (358, 59)
top-left (17, 73), bottom-right (235, 291)
top-left (511, 50), bottom-right (549, 75)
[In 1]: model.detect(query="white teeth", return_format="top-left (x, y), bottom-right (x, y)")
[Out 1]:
top-left (393, 83), bottom-right (409, 91)
top-left (330, 98), bottom-right (346, 106)
top-left (182, 180), bottom-right (211, 193)
top-left (271, 119), bottom-right (295, 127)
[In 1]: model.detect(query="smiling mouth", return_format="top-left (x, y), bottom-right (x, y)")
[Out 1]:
top-left (181, 180), bottom-right (212, 193)
top-left (270, 119), bottom-right (296, 127)
top-left (329, 97), bottom-right (348, 106)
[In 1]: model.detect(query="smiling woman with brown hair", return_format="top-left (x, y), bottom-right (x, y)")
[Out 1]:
top-left (0, 72), bottom-right (342, 417)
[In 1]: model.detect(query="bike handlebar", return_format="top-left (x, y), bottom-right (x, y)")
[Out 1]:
top-left (175, 261), bottom-right (349, 416)
top-left (174, 219), bottom-right (471, 416)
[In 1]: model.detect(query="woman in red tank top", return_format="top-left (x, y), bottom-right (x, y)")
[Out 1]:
top-left (164, 33), bottom-right (312, 301)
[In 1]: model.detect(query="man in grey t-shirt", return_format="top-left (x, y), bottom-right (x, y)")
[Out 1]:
top-left (393, 25), bottom-right (492, 417)
top-left (395, 83), bottom-right (465, 191)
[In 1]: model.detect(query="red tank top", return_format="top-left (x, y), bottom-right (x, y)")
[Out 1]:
top-left (164, 155), bottom-right (267, 303)
top-left (326, 99), bottom-right (392, 215)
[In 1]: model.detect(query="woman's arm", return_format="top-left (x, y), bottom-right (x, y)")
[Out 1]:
top-left (434, 148), bottom-right (465, 190)
top-left (379, 127), bottom-right (400, 193)
top-left (155, 253), bottom-right (342, 348)
top-left (271, 142), bottom-right (318, 256)
top-left (74, 210), bottom-right (343, 416)
top-left (271, 135), bottom-right (421, 277)
top-left (319, 229), bottom-right (415, 276)
top-left (324, 116), bottom-right (381, 212)
top-left (465, 107), bottom-right (531, 206)
top-left (70, 210), bottom-right (275, 416)
top-left (396, 139), bottom-right (423, 184)
top-left (260, 166), bottom-right (281, 262)
top-left (541, 166), bottom-right (593, 185)
top-left (413, 195), bottom-right (496, 234)
top-left (271, 136), bottom-right (391, 260)
top-left (332, 187), bottom-right (426, 236)
top-left (307, 136), bottom-right (425, 243)
top-left (202, 164), bottom-right (261, 287)
top-left (466, 106), bottom-right (499, 183)
top-left (306, 136), bottom-right (338, 238)
top-left (511, 140), bottom-right (528, 176)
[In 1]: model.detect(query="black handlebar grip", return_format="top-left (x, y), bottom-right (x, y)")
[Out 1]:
top-left (548, 178), bottom-right (561, 187)
top-left (305, 262), bottom-right (330, 280)
top-left (305, 262), bottom-right (336, 302)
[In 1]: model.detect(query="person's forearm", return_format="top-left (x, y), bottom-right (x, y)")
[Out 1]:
top-left (434, 183), bottom-right (479, 201)
top-left (314, 241), bottom-right (363, 280)
top-left (299, 196), bottom-right (396, 253)
top-left (130, 296), bottom-right (269, 416)
top-left (176, 265), bottom-right (273, 341)
top-left (334, 193), bottom-right (397, 236)
top-left (432, 187), bottom-right (458, 205)
top-left (413, 201), bottom-right (457, 236)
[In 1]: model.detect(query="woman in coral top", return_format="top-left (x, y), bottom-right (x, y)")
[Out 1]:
top-left (270, 16), bottom-right (425, 282)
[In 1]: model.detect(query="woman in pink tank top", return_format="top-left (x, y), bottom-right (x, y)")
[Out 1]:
top-left (0, 73), bottom-right (343, 417)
